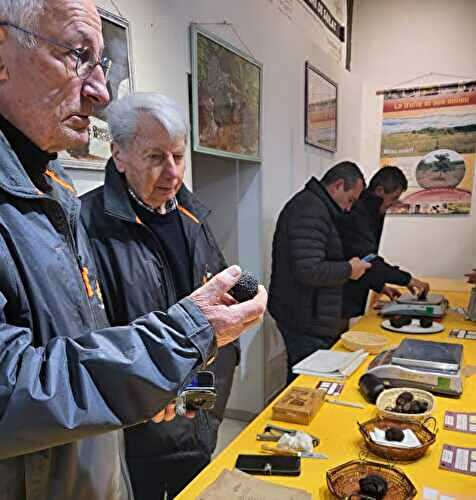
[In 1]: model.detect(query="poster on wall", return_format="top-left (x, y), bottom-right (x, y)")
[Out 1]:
top-left (305, 62), bottom-right (337, 152)
top-left (190, 25), bottom-right (262, 162)
top-left (60, 8), bottom-right (134, 170)
top-left (380, 81), bottom-right (476, 215)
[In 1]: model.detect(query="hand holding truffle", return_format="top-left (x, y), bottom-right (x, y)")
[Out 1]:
top-left (190, 266), bottom-right (267, 348)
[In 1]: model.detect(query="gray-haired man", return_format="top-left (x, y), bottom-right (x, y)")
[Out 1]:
top-left (0, 1), bottom-right (266, 499)
top-left (81, 92), bottom-right (240, 498)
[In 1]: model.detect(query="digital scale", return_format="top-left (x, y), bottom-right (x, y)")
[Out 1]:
top-left (380, 293), bottom-right (448, 319)
top-left (365, 340), bottom-right (464, 397)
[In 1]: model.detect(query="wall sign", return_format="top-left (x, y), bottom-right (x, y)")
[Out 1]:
top-left (302, 0), bottom-right (345, 42)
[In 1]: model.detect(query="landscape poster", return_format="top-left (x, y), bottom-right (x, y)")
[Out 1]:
top-left (380, 81), bottom-right (476, 215)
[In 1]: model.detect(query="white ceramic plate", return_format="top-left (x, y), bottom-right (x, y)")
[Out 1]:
top-left (381, 319), bottom-right (444, 334)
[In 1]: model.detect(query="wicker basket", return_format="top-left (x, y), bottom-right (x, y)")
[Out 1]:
top-left (326, 459), bottom-right (417, 499)
top-left (358, 417), bottom-right (437, 462)
top-left (376, 388), bottom-right (434, 422)
top-left (341, 331), bottom-right (389, 355)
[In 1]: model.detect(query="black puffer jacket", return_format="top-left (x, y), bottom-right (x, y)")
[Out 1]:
top-left (338, 190), bottom-right (412, 318)
top-left (81, 161), bottom-right (239, 498)
top-left (268, 177), bottom-right (352, 342)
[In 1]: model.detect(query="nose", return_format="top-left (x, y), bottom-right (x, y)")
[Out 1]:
top-left (81, 65), bottom-right (110, 107)
top-left (163, 154), bottom-right (179, 178)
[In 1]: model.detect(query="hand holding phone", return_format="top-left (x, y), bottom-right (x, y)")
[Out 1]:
top-left (362, 253), bottom-right (377, 263)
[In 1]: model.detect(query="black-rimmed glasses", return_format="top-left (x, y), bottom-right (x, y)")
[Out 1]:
top-left (0, 21), bottom-right (112, 81)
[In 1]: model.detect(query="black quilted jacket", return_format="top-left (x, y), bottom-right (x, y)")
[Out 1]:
top-left (268, 177), bottom-right (352, 341)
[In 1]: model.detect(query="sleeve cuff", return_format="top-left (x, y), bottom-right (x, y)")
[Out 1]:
top-left (170, 297), bottom-right (215, 367)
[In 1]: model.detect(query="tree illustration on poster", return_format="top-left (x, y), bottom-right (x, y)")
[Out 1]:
top-left (380, 81), bottom-right (476, 215)
top-left (60, 8), bottom-right (134, 170)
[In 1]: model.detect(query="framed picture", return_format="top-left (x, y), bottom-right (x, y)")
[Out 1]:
top-left (191, 26), bottom-right (262, 162)
top-left (60, 8), bottom-right (134, 170)
top-left (305, 62), bottom-right (337, 152)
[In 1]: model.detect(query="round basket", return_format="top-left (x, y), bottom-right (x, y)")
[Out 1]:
top-left (326, 459), bottom-right (417, 499)
top-left (376, 388), bottom-right (434, 422)
top-left (358, 416), bottom-right (437, 462)
top-left (341, 331), bottom-right (389, 354)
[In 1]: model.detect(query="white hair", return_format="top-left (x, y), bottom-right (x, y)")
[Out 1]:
top-left (107, 92), bottom-right (189, 147)
top-left (0, 0), bottom-right (45, 48)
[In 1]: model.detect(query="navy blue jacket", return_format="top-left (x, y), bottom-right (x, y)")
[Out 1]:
top-left (80, 161), bottom-right (239, 498)
top-left (0, 132), bottom-right (214, 500)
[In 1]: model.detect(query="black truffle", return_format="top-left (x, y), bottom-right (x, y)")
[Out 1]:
top-left (359, 474), bottom-right (388, 500)
top-left (396, 391), bottom-right (413, 407)
top-left (419, 317), bottom-right (433, 328)
top-left (229, 271), bottom-right (259, 303)
top-left (385, 426), bottom-right (405, 442)
top-left (390, 315), bottom-right (412, 328)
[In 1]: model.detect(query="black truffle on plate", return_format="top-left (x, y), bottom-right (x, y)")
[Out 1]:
top-left (359, 474), bottom-right (388, 500)
top-left (229, 271), bottom-right (259, 303)
top-left (385, 426), bottom-right (405, 442)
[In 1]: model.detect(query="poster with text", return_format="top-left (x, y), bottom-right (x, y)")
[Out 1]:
top-left (380, 81), bottom-right (476, 215)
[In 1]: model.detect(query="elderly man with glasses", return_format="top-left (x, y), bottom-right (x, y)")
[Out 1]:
top-left (0, 1), bottom-right (267, 500)
top-left (81, 92), bottom-right (241, 499)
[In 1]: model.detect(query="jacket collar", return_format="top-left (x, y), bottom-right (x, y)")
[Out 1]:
top-left (103, 158), bottom-right (211, 223)
top-left (305, 176), bottom-right (343, 219)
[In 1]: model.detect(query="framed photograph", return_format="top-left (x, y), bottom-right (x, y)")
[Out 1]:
top-left (60, 8), bottom-right (134, 170)
top-left (191, 26), bottom-right (262, 162)
top-left (305, 62), bottom-right (337, 152)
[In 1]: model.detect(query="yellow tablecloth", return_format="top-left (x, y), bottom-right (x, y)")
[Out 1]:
top-left (178, 286), bottom-right (476, 499)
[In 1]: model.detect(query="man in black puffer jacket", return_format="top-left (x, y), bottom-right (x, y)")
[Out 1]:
top-left (269, 162), bottom-right (370, 381)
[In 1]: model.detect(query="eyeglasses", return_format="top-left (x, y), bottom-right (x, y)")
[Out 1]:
top-left (0, 21), bottom-right (112, 81)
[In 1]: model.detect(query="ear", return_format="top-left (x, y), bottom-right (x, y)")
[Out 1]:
top-left (334, 178), bottom-right (345, 191)
top-left (0, 28), bottom-right (10, 82)
top-left (111, 143), bottom-right (126, 172)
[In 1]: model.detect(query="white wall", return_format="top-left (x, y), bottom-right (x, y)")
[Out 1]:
top-left (352, 0), bottom-right (476, 278)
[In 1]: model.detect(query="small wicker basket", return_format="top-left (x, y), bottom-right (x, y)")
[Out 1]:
top-left (341, 331), bottom-right (389, 355)
top-left (376, 388), bottom-right (434, 422)
top-left (358, 417), bottom-right (437, 462)
top-left (326, 459), bottom-right (417, 499)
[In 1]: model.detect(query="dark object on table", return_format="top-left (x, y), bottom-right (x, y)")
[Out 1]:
top-left (359, 474), bottom-right (388, 500)
top-left (326, 459), bottom-right (417, 499)
top-left (388, 391), bottom-right (429, 415)
top-left (389, 315), bottom-right (412, 328)
top-left (419, 317), bottom-right (433, 328)
top-left (359, 373), bottom-right (386, 404)
top-left (395, 391), bottom-right (413, 407)
top-left (229, 271), bottom-right (259, 302)
top-left (235, 454), bottom-right (301, 476)
top-left (358, 417), bottom-right (437, 462)
top-left (385, 426), bottom-right (404, 442)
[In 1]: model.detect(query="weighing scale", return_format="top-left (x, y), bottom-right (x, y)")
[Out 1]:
top-left (380, 293), bottom-right (448, 319)
top-left (365, 346), bottom-right (463, 397)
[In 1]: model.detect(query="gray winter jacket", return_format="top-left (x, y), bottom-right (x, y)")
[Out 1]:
top-left (0, 131), bottom-right (214, 500)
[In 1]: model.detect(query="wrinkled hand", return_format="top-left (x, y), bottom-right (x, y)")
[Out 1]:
top-left (189, 266), bottom-right (268, 348)
top-left (465, 269), bottom-right (476, 285)
top-left (382, 286), bottom-right (401, 301)
top-left (349, 257), bottom-right (371, 280)
top-left (407, 278), bottom-right (430, 297)
top-left (151, 403), bottom-right (195, 423)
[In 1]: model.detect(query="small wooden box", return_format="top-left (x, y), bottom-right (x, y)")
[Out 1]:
top-left (272, 386), bottom-right (325, 425)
